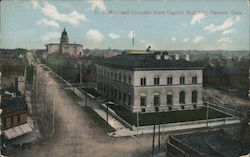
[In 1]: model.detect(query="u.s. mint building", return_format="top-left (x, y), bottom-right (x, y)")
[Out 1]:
top-left (96, 52), bottom-right (204, 113)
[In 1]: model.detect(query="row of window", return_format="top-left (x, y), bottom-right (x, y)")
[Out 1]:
top-left (140, 76), bottom-right (198, 86)
top-left (98, 83), bottom-right (132, 105)
top-left (97, 68), bottom-right (132, 84)
top-left (140, 91), bottom-right (198, 106)
top-left (3, 115), bottom-right (21, 128)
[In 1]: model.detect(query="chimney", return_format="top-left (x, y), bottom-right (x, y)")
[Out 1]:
top-left (154, 51), bottom-right (162, 60)
top-left (185, 54), bottom-right (190, 61)
top-left (175, 54), bottom-right (179, 60)
top-left (162, 51), bottom-right (169, 60)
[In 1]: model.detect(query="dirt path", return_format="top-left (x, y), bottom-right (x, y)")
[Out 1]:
top-left (9, 65), bottom-right (153, 157)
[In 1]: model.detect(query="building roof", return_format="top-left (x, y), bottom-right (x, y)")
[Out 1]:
top-left (97, 54), bottom-right (204, 70)
top-left (0, 87), bottom-right (20, 94)
top-left (1, 97), bottom-right (26, 109)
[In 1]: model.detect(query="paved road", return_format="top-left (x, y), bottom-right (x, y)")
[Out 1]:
top-left (9, 64), bottom-right (153, 157)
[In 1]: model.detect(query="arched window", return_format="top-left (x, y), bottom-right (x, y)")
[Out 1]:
top-left (192, 90), bottom-right (198, 103)
top-left (154, 76), bottom-right (160, 85)
top-left (140, 93), bottom-right (146, 106)
top-left (179, 91), bottom-right (185, 104)
top-left (154, 92), bottom-right (160, 106)
top-left (167, 92), bottom-right (173, 105)
top-left (180, 75), bottom-right (185, 84)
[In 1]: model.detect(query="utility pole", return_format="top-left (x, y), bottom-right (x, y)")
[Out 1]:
top-left (206, 102), bottom-right (209, 127)
top-left (52, 91), bottom-right (55, 135)
top-left (158, 124), bottom-right (161, 150)
top-left (137, 111), bottom-right (139, 135)
top-left (152, 124), bottom-right (156, 157)
top-left (106, 101), bottom-right (109, 130)
top-left (79, 62), bottom-right (82, 84)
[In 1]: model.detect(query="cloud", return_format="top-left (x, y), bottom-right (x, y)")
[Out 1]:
top-left (37, 18), bottom-right (60, 28)
top-left (218, 37), bottom-right (233, 44)
top-left (31, 0), bottom-right (40, 9)
top-left (171, 37), bottom-right (176, 42)
top-left (222, 29), bottom-right (235, 35)
top-left (182, 38), bottom-right (189, 42)
top-left (41, 32), bottom-right (60, 42)
top-left (140, 40), bottom-right (147, 43)
top-left (86, 29), bottom-right (103, 42)
top-left (108, 33), bottom-right (120, 39)
top-left (128, 31), bottom-right (135, 39)
top-left (204, 16), bottom-right (240, 33)
top-left (89, 0), bottom-right (107, 11)
top-left (192, 36), bottom-right (204, 44)
top-left (191, 13), bottom-right (205, 25)
top-left (37, 2), bottom-right (86, 26)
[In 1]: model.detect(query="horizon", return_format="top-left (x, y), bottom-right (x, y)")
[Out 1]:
top-left (0, 0), bottom-right (249, 51)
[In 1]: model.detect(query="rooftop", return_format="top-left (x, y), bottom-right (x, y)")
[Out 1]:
top-left (1, 97), bottom-right (26, 109)
top-left (97, 53), bottom-right (204, 70)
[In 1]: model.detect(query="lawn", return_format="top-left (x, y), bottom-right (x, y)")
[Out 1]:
top-left (109, 105), bottom-right (231, 126)
top-left (65, 89), bottom-right (82, 102)
top-left (80, 87), bottom-right (102, 97)
top-left (82, 107), bottom-right (116, 133)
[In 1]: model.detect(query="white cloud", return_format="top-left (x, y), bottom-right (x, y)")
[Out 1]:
top-left (218, 37), bottom-right (233, 44)
top-left (222, 29), bottom-right (235, 35)
top-left (128, 31), bottom-right (135, 39)
top-left (171, 37), bottom-right (176, 42)
top-left (182, 38), bottom-right (189, 42)
top-left (89, 0), bottom-right (107, 11)
top-left (37, 18), bottom-right (60, 28)
top-left (108, 33), bottom-right (120, 39)
top-left (191, 13), bottom-right (205, 25)
top-left (204, 16), bottom-right (240, 33)
top-left (41, 32), bottom-right (60, 42)
top-left (86, 29), bottom-right (103, 42)
top-left (192, 36), bottom-right (204, 44)
top-left (140, 40), bottom-right (147, 43)
top-left (31, 0), bottom-right (40, 9)
top-left (40, 2), bottom-right (86, 26)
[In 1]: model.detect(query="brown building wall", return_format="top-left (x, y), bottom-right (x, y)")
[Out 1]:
top-left (2, 111), bottom-right (27, 130)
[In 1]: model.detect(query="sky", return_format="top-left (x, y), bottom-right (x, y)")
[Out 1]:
top-left (0, 0), bottom-right (249, 50)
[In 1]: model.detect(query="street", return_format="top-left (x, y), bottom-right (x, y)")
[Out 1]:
top-left (8, 62), bottom-right (154, 157)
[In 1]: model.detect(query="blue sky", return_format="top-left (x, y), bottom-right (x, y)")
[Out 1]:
top-left (0, 0), bottom-right (249, 50)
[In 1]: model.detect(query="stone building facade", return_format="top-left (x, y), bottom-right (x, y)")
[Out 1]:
top-left (45, 28), bottom-right (83, 57)
top-left (96, 52), bottom-right (204, 113)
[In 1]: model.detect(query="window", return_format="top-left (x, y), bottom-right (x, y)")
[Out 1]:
top-left (17, 115), bottom-right (21, 123)
top-left (167, 93), bottom-right (173, 105)
top-left (107, 71), bottom-right (110, 78)
top-left (111, 72), bottom-right (113, 79)
top-left (167, 76), bottom-right (173, 85)
top-left (114, 89), bottom-right (117, 99)
top-left (123, 75), bottom-right (127, 83)
top-left (115, 73), bottom-right (117, 80)
top-left (192, 90), bottom-right (198, 103)
top-left (154, 92), bottom-right (160, 106)
top-left (140, 93), bottom-right (146, 106)
top-left (118, 91), bottom-right (121, 100)
top-left (128, 94), bottom-right (132, 105)
top-left (11, 117), bottom-right (14, 126)
top-left (180, 76), bottom-right (185, 84)
top-left (119, 74), bottom-right (121, 81)
top-left (111, 88), bottom-right (114, 97)
top-left (179, 91), bottom-right (185, 104)
top-left (192, 76), bottom-right (197, 84)
top-left (123, 92), bottom-right (126, 103)
top-left (140, 77), bottom-right (146, 86)
top-left (128, 75), bottom-right (131, 84)
top-left (154, 76), bottom-right (160, 85)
